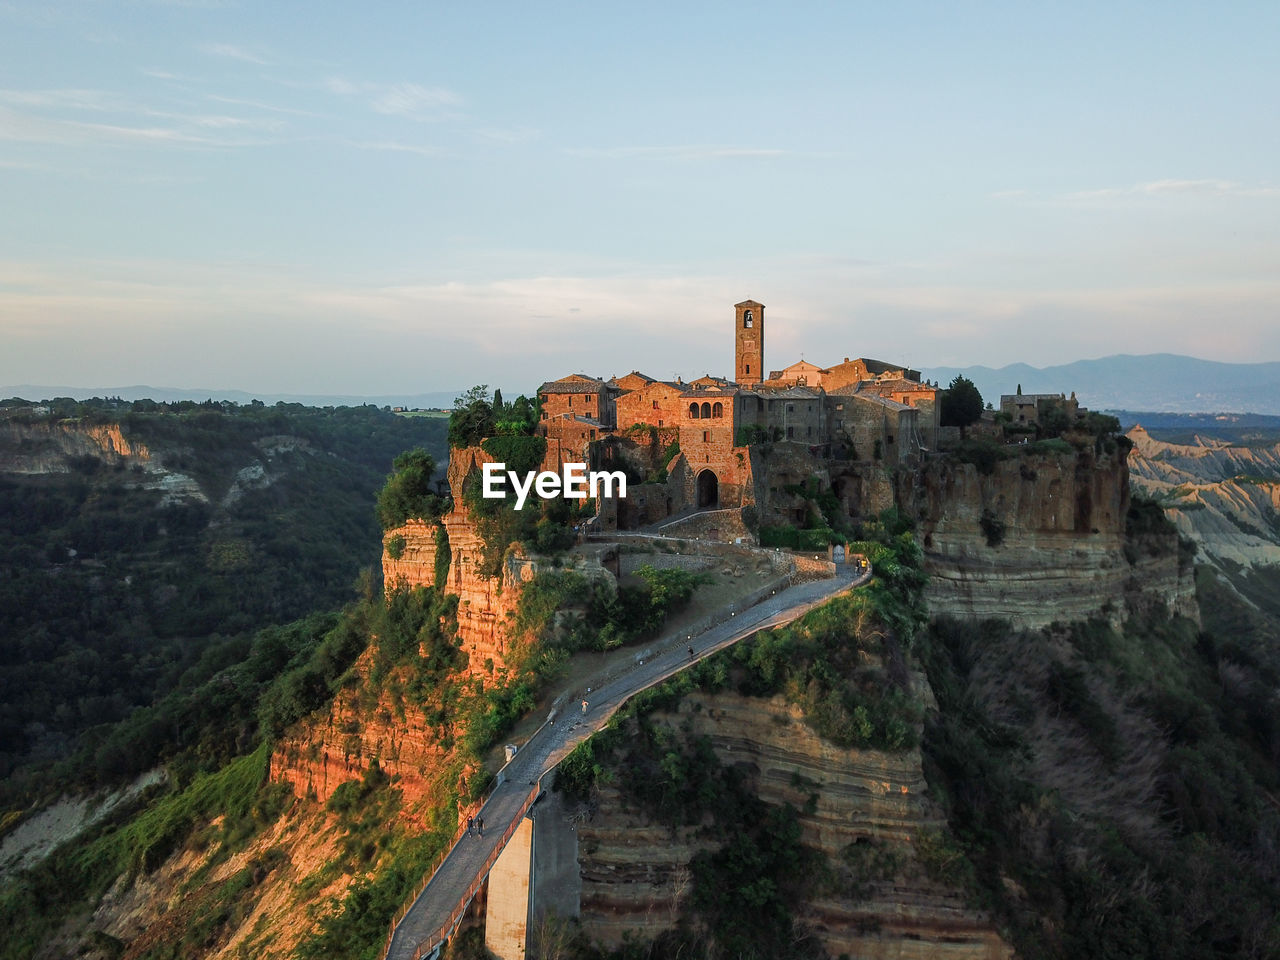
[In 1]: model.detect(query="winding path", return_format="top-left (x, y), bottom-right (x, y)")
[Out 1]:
top-left (385, 554), bottom-right (869, 960)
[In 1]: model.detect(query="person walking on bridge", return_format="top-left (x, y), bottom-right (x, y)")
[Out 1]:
top-left (581, 698), bottom-right (589, 715)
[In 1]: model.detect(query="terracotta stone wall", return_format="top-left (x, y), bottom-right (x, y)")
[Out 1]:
top-left (381, 520), bottom-right (442, 591)
top-left (615, 381), bottom-right (688, 430)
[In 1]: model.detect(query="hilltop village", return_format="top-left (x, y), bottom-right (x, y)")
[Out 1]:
top-left (529, 299), bottom-right (942, 527)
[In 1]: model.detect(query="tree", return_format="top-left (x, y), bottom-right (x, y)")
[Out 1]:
top-left (448, 385), bottom-right (496, 448)
top-left (940, 375), bottom-right (984, 435)
top-left (376, 448), bottom-right (444, 529)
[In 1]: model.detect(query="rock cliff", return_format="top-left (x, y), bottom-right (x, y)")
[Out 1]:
top-left (0, 419), bottom-right (152, 473)
top-left (574, 689), bottom-right (1011, 959)
top-left (900, 448), bottom-right (1195, 626)
top-left (268, 644), bottom-right (469, 813)
top-left (1127, 425), bottom-right (1280, 570)
top-left (382, 519), bottom-right (444, 592)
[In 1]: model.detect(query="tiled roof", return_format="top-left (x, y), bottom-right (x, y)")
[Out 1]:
top-left (1000, 393), bottom-right (1065, 405)
top-left (539, 376), bottom-right (606, 394)
top-left (846, 393), bottom-right (912, 412)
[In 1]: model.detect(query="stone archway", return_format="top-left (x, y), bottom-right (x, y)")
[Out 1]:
top-left (696, 469), bottom-right (719, 509)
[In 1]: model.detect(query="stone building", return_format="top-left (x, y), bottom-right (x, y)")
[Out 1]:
top-left (829, 387), bottom-right (921, 465)
top-left (999, 389), bottom-right (1079, 426)
top-left (538, 374), bottom-right (618, 429)
top-left (534, 298), bottom-right (935, 520)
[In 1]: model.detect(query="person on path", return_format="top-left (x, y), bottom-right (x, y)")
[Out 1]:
top-left (688, 645), bottom-right (695, 661)
top-left (581, 698), bottom-right (588, 714)
top-left (466, 815), bottom-right (474, 836)
top-left (477, 816), bottom-right (484, 837)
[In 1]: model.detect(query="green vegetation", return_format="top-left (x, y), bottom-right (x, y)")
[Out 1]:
top-left (448, 385), bottom-right (539, 449)
top-left (556, 679), bottom-right (827, 960)
top-left (0, 399), bottom-right (446, 803)
top-left (759, 477), bottom-right (854, 548)
top-left (514, 564), bottom-right (711, 660)
top-left (552, 514), bottom-right (928, 958)
top-left (920, 610), bottom-right (1280, 960)
top-left (735, 522), bottom-right (927, 750)
top-left (460, 460), bottom-right (592, 577)
top-left (0, 743), bottom-right (275, 959)
top-left (376, 448), bottom-right (446, 529)
top-left (940, 374), bottom-right (984, 433)
top-left (734, 423), bottom-right (773, 446)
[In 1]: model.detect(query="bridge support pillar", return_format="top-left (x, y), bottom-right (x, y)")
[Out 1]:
top-left (484, 815), bottom-right (533, 959)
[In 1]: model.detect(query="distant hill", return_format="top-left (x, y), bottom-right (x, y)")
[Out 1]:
top-left (0, 383), bottom-right (465, 409)
top-left (922, 354), bottom-right (1280, 415)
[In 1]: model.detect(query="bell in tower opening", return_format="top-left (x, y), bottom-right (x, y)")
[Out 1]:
top-left (734, 300), bottom-right (764, 386)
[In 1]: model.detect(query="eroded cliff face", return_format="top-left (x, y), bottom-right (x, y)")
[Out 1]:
top-left (575, 690), bottom-right (1012, 960)
top-left (0, 419), bottom-right (152, 473)
top-left (901, 449), bottom-right (1196, 626)
top-left (382, 519), bottom-right (443, 592)
top-left (269, 644), bottom-right (472, 812)
top-left (1127, 425), bottom-right (1280, 570)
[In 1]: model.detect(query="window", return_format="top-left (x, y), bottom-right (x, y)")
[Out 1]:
top-left (745, 364), bottom-right (750, 374)
top-left (787, 426), bottom-right (794, 439)
top-left (836, 403), bottom-right (844, 411)
top-left (744, 310), bottom-right (753, 327)
top-left (712, 402), bottom-right (723, 418)
top-left (652, 400), bottom-right (659, 409)
top-left (689, 402), bottom-right (700, 419)
top-left (658, 419), bottom-right (664, 427)
top-left (701, 402), bottom-right (711, 418)
top-left (786, 403), bottom-right (794, 413)
top-left (703, 430), bottom-right (710, 442)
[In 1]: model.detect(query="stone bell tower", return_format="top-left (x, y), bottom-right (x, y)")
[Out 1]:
top-left (734, 300), bottom-right (764, 386)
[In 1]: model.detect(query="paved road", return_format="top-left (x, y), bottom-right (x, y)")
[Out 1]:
top-left (385, 559), bottom-right (867, 960)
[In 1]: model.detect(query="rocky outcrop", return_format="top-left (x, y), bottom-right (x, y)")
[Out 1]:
top-left (0, 419), bottom-right (151, 473)
top-left (1127, 426), bottom-right (1280, 570)
top-left (574, 689), bottom-right (1011, 959)
top-left (382, 520), bottom-right (444, 591)
top-left (269, 646), bottom-right (472, 813)
top-left (900, 448), bottom-right (1195, 626)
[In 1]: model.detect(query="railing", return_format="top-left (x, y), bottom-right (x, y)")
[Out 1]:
top-left (383, 546), bottom-right (871, 960)
top-left (384, 781), bottom-right (543, 960)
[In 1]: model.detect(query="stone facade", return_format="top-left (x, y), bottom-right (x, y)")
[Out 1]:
top-left (525, 299), bottom-right (979, 525)
top-left (734, 299), bottom-right (765, 386)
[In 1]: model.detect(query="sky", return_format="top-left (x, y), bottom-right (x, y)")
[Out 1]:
top-left (2, 0), bottom-right (1278, 399)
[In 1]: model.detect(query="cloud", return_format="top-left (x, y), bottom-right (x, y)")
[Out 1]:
top-left (206, 93), bottom-right (320, 118)
top-left (566, 144), bottom-right (789, 161)
top-left (998, 180), bottom-right (1280, 203)
top-left (346, 139), bottom-right (440, 157)
top-left (0, 85), bottom-right (289, 150)
top-left (0, 88), bottom-right (125, 111)
top-left (370, 82), bottom-right (459, 116)
top-left (471, 125), bottom-right (539, 144)
top-left (321, 77), bottom-right (461, 118)
top-left (202, 43), bottom-right (270, 66)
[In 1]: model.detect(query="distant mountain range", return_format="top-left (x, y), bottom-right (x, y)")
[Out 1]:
top-left (921, 354), bottom-right (1280, 416)
top-left (0, 384), bottom-right (464, 410)
top-left (7, 353), bottom-right (1280, 415)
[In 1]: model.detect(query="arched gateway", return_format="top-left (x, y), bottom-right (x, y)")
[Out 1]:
top-left (696, 469), bottom-right (719, 509)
